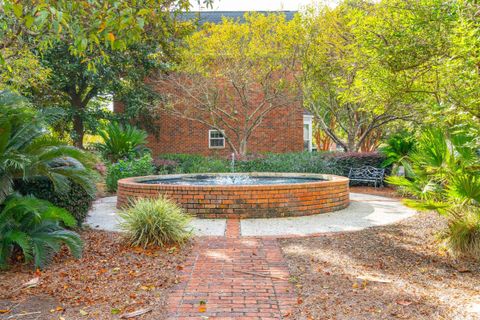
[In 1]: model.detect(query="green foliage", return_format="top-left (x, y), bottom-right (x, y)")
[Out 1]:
top-left (14, 178), bottom-right (94, 226)
top-left (387, 127), bottom-right (480, 258)
top-left (380, 133), bottom-right (416, 175)
top-left (106, 154), bottom-right (155, 192)
top-left (0, 91), bottom-right (96, 203)
top-left (95, 122), bottom-right (149, 163)
top-left (155, 152), bottom-right (386, 178)
top-left (0, 194), bottom-right (83, 269)
top-left (119, 197), bottom-right (192, 248)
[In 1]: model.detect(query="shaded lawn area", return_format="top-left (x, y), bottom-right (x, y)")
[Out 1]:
top-left (0, 230), bottom-right (191, 320)
top-left (280, 211), bottom-right (480, 320)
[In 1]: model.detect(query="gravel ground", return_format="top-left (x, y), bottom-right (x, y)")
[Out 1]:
top-left (280, 211), bottom-right (480, 320)
top-left (0, 230), bottom-right (192, 320)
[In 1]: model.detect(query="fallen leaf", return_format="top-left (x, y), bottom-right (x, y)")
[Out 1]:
top-left (120, 308), bottom-right (152, 319)
top-left (0, 309), bottom-right (10, 314)
top-left (111, 308), bottom-right (121, 315)
top-left (396, 300), bottom-right (413, 306)
top-left (198, 300), bottom-right (207, 312)
top-left (22, 277), bottom-right (40, 288)
top-left (79, 309), bottom-right (88, 316)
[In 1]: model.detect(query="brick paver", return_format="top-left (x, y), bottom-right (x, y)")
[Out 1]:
top-left (167, 220), bottom-right (296, 319)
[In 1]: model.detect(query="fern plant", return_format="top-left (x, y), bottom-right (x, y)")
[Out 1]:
top-left (387, 127), bottom-right (480, 259)
top-left (95, 122), bottom-right (149, 163)
top-left (0, 194), bottom-right (83, 269)
top-left (0, 91), bottom-right (96, 203)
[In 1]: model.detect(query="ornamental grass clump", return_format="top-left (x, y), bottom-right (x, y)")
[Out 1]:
top-left (119, 197), bottom-right (192, 248)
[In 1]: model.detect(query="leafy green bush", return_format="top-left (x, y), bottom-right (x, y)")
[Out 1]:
top-left (0, 91), bottom-right (96, 204)
top-left (387, 128), bottom-right (480, 259)
top-left (119, 197), bottom-right (192, 248)
top-left (14, 178), bottom-right (94, 225)
top-left (0, 194), bottom-right (83, 269)
top-left (379, 133), bottom-right (416, 176)
top-left (95, 122), bottom-right (149, 163)
top-left (106, 154), bottom-right (155, 192)
top-left (155, 152), bottom-right (386, 177)
top-left (157, 154), bottom-right (230, 173)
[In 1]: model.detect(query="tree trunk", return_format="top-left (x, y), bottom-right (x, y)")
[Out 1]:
top-left (239, 138), bottom-right (248, 157)
top-left (70, 94), bottom-right (86, 149)
top-left (72, 113), bottom-right (85, 149)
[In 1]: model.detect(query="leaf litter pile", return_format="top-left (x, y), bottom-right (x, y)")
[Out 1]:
top-left (281, 211), bottom-right (480, 320)
top-left (0, 230), bottom-right (191, 319)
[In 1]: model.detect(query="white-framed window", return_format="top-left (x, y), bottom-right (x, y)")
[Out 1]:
top-left (303, 114), bottom-right (313, 152)
top-left (209, 129), bottom-right (225, 149)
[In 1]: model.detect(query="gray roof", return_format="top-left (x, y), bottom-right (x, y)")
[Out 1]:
top-left (179, 11), bottom-right (297, 25)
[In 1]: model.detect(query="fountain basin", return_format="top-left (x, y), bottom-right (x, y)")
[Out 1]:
top-left (117, 172), bottom-right (349, 218)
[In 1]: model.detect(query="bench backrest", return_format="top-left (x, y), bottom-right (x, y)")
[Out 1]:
top-left (348, 166), bottom-right (385, 179)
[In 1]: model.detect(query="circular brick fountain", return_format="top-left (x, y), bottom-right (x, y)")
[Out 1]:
top-left (117, 172), bottom-right (349, 218)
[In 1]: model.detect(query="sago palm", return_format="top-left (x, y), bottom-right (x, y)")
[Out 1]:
top-left (0, 194), bottom-right (83, 269)
top-left (387, 127), bottom-right (480, 258)
top-left (0, 91), bottom-right (96, 203)
top-left (95, 122), bottom-right (149, 163)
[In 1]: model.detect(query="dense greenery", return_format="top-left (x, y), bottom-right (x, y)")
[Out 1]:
top-left (95, 122), bottom-right (149, 163)
top-left (387, 128), bottom-right (480, 258)
top-left (15, 178), bottom-right (94, 226)
top-left (155, 152), bottom-right (386, 177)
top-left (0, 92), bottom-right (96, 203)
top-left (119, 197), bottom-right (192, 248)
top-left (106, 154), bottom-right (155, 192)
top-left (0, 91), bottom-right (96, 268)
top-left (380, 133), bottom-right (416, 176)
top-left (0, 194), bottom-right (83, 269)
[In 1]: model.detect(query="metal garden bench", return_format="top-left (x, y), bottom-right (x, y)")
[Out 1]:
top-left (348, 166), bottom-right (385, 188)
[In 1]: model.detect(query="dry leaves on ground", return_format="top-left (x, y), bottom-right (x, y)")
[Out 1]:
top-left (0, 229), bottom-right (192, 320)
top-left (281, 211), bottom-right (480, 320)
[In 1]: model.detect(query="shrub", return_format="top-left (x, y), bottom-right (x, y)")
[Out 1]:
top-left (155, 154), bottom-right (230, 173)
top-left (387, 127), bottom-right (480, 259)
top-left (154, 152), bottom-right (386, 179)
top-left (106, 154), bottom-right (155, 192)
top-left (119, 197), bottom-right (192, 248)
top-left (14, 178), bottom-right (94, 225)
top-left (0, 194), bottom-right (83, 269)
top-left (0, 91), bottom-right (96, 203)
top-left (95, 122), bottom-right (149, 163)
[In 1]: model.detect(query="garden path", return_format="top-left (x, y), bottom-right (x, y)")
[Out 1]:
top-left (166, 220), bottom-right (297, 319)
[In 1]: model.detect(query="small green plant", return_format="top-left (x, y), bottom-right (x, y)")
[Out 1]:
top-left (387, 127), bottom-right (480, 259)
top-left (95, 122), bottom-right (149, 163)
top-left (106, 154), bottom-right (155, 192)
top-left (0, 194), bottom-right (83, 269)
top-left (379, 133), bottom-right (416, 176)
top-left (119, 197), bottom-right (192, 248)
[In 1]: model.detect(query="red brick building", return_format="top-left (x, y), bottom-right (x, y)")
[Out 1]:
top-left (115, 11), bottom-right (314, 157)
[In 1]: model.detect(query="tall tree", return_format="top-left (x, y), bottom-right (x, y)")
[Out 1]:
top-left (1, 0), bottom-right (213, 148)
top-left (157, 13), bottom-right (302, 156)
top-left (300, 0), bottom-right (452, 152)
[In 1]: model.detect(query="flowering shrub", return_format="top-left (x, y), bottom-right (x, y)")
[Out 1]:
top-left (106, 154), bottom-right (155, 192)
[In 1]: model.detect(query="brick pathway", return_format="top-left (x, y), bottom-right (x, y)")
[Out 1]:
top-left (167, 220), bottom-right (297, 319)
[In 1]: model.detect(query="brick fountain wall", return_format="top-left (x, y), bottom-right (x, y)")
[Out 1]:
top-left (117, 173), bottom-right (350, 219)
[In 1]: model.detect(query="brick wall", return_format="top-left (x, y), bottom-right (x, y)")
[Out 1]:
top-left (117, 173), bottom-right (350, 218)
top-left (114, 93), bottom-right (304, 158)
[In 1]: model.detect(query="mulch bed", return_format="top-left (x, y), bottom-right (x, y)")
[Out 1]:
top-left (0, 230), bottom-right (192, 320)
top-left (280, 211), bottom-right (480, 320)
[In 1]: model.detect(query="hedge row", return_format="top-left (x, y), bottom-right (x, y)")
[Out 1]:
top-left (154, 152), bottom-right (387, 177)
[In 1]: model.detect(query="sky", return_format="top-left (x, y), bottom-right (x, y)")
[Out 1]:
top-left (190, 0), bottom-right (339, 11)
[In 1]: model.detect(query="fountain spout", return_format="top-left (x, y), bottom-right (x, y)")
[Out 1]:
top-left (231, 153), bottom-right (235, 173)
